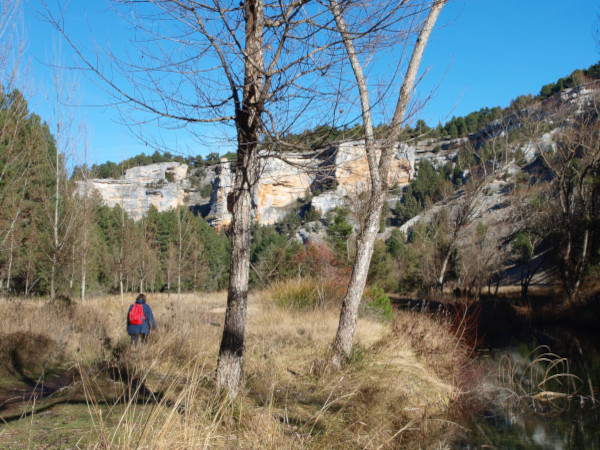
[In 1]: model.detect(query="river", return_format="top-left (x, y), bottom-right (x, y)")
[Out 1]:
top-left (454, 302), bottom-right (600, 448)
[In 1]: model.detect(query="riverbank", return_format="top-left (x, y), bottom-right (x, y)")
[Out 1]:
top-left (0, 290), bottom-right (470, 448)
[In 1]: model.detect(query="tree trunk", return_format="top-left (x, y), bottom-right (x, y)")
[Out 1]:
top-left (69, 245), bottom-right (75, 293)
top-left (51, 125), bottom-right (60, 301)
top-left (215, 0), bottom-right (264, 396)
top-left (216, 181), bottom-right (253, 395)
top-left (81, 229), bottom-right (87, 302)
top-left (437, 248), bottom-right (452, 292)
top-left (332, 192), bottom-right (384, 368)
top-left (119, 270), bottom-right (124, 311)
top-left (6, 235), bottom-right (13, 294)
top-left (50, 253), bottom-right (57, 300)
top-left (330, 0), bottom-right (446, 369)
top-left (81, 269), bottom-right (86, 302)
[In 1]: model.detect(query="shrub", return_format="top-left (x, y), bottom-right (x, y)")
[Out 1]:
top-left (268, 267), bottom-right (349, 310)
top-left (199, 182), bottom-right (213, 197)
top-left (361, 285), bottom-right (393, 321)
top-left (304, 205), bottom-right (322, 222)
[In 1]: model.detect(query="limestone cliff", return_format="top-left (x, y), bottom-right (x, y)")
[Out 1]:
top-left (76, 162), bottom-right (189, 221)
top-left (79, 141), bottom-right (425, 226)
top-left (206, 141), bottom-right (418, 228)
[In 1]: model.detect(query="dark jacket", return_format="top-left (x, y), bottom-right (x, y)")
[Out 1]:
top-left (127, 299), bottom-right (156, 336)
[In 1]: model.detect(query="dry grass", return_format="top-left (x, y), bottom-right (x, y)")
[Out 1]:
top-left (0, 289), bottom-right (467, 448)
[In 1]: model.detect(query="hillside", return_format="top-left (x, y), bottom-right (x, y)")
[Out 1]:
top-left (80, 79), bottom-right (599, 230)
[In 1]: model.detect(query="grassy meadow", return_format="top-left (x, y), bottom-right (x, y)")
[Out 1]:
top-left (0, 284), bottom-right (472, 448)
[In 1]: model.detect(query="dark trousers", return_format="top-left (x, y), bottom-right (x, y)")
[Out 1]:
top-left (130, 333), bottom-right (148, 345)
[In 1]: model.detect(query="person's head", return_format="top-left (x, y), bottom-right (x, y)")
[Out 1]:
top-left (136, 293), bottom-right (146, 303)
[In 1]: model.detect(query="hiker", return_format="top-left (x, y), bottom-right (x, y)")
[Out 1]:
top-left (127, 293), bottom-right (156, 345)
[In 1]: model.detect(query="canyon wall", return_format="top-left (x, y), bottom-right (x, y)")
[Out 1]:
top-left (79, 141), bottom-right (419, 226)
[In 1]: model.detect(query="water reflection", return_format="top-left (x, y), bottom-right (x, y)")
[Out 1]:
top-left (458, 406), bottom-right (599, 449)
top-left (455, 324), bottom-right (600, 449)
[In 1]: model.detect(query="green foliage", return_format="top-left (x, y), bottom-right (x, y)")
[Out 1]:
top-left (361, 286), bottom-right (393, 321)
top-left (386, 229), bottom-right (406, 258)
top-left (249, 224), bottom-right (298, 287)
top-left (394, 160), bottom-right (457, 225)
top-left (199, 183), bottom-right (213, 197)
top-left (476, 221), bottom-right (487, 238)
top-left (512, 232), bottom-right (534, 266)
top-left (367, 240), bottom-right (397, 292)
top-left (395, 186), bottom-right (421, 224)
top-left (539, 61), bottom-right (600, 100)
top-left (85, 149), bottom-right (240, 180)
top-left (276, 210), bottom-right (302, 236)
top-left (326, 207), bottom-right (353, 258)
top-left (303, 205), bottom-right (322, 223)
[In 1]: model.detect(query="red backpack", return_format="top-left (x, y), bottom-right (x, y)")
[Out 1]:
top-left (129, 303), bottom-right (146, 325)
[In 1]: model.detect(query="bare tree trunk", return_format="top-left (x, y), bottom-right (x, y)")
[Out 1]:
top-left (50, 123), bottom-right (61, 301)
top-left (437, 249), bottom-right (452, 292)
top-left (6, 235), bottom-right (13, 294)
top-left (81, 267), bottom-right (86, 301)
top-left (81, 231), bottom-right (87, 302)
top-left (215, 0), bottom-right (264, 396)
top-left (216, 181), bottom-right (253, 395)
top-left (332, 195), bottom-right (384, 367)
top-left (69, 245), bottom-right (75, 292)
top-left (331, 0), bottom-right (446, 368)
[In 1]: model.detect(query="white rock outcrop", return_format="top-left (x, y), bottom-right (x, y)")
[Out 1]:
top-left (78, 141), bottom-right (417, 226)
top-left (76, 162), bottom-right (188, 221)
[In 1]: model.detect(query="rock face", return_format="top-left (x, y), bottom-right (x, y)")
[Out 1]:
top-left (76, 162), bottom-right (189, 221)
top-left (75, 81), bottom-right (600, 227)
top-left (80, 141), bottom-right (417, 227)
top-left (206, 141), bottom-right (416, 228)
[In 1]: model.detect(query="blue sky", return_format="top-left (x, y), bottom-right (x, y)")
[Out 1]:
top-left (23, 1), bottom-right (599, 166)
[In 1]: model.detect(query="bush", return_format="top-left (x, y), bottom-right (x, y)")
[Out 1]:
top-left (268, 266), bottom-right (349, 310)
top-left (326, 207), bottom-right (353, 258)
top-left (304, 205), bottom-right (322, 223)
top-left (361, 286), bottom-right (393, 321)
top-left (199, 182), bottom-right (213, 197)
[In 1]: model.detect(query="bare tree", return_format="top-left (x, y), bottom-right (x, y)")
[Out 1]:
top-left (174, 205), bottom-right (196, 299)
top-left (42, 61), bottom-right (80, 300)
top-left (189, 234), bottom-right (207, 293)
top-left (329, 0), bottom-right (447, 369)
top-left (509, 187), bottom-right (550, 298)
top-left (538, 101), bottom-right (600, 302)
top-left (434, 178), bottom-right (487, 293)
top-left (43, 0), bottom-right (343, 396)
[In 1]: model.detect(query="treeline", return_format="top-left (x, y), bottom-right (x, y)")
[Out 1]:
top-left (81, 62), bottom-right (600, 175)
top-left (539, 61), bottom-right (600, 100)
top-left (281, 61), bottom-right (600, 146)
top-left (75, 150), bottom-right (240, 181)
top-left (0, 88), bottom-right (230, 298)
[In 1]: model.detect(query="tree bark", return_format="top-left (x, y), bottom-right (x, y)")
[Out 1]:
top-left (331, 0), bottom-right (446, 368)
top-left (215, 0), bottom-right (264, 396)
top-left (437, 248), bottom-right (452, 292)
